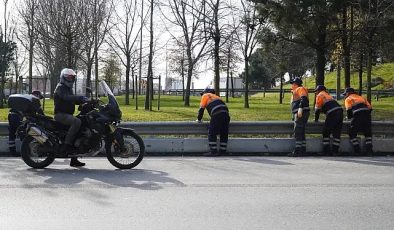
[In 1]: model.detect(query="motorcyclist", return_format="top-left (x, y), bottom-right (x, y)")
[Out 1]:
top-left (54, 68), bottom-right (88, 167)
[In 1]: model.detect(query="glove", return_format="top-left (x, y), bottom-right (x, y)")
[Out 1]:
top-left (297, 108), bottom-right (303, 118)
top-left (81, 96), bottom-right (89, 103)
top-left (196, 119), bottom-right (202, 123)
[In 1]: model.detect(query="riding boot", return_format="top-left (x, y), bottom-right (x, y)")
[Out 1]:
top-left (70, 157), bottom-right (85, 167)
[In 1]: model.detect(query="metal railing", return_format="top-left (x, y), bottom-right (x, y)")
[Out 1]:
top-left (1, 121), bottom-right (393, 136)
top-left (0, 121), bottom-right (393, 154)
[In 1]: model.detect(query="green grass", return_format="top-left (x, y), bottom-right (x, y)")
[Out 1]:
top-left (319, 63), bottom-right (394, 91)
top-left (1, 92), bottom-right (393, 121)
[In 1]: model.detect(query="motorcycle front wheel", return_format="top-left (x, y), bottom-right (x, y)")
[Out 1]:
top-left (21, 135), bottom-right (55, 169)
top-left (106, 129), bottom-right (145, 169)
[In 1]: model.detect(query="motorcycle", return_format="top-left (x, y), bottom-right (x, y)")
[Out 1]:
top-left (17, 81), bottom-right (145, 169)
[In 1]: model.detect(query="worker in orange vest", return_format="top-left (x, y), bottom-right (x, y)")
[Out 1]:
top-left (342, 87), bottom-right (373, 154)
top-left (289, 77), bottom-right (310, 157)
top-left (197, 87), bottom-right (230, 157)
top-left (314, 85), bottom-right (343, 155)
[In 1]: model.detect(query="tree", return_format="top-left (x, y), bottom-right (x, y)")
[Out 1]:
top-left (259, 0), bottom-right (341, 86)
top-left (163, 0), bottom-right (210, 106)
top-left (235, 0), bottom-right (267, 108)
top-left (102, 54), bottom-right (121, 91)
top-left (356, 0), bottom-right (394, 102)
top-left (80, 0), bottom-right (112, 97)
top-left (167, 41), bottom-right (188, 100)
top-left (145, 0), bottom-right (154, 110)
top-left (18, 0), bottom-right (39, 93)
top-left (34, 0), bottom-right (86, 96)
top-left (0, 30), bottom-right (17, 107)
top-left (108, 0), bottom-right (143, 105)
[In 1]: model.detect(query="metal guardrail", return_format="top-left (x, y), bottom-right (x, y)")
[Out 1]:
top-left (1, 121), bottom-right (393, 136)
top-left (0, 121), bottom-right (393, 154)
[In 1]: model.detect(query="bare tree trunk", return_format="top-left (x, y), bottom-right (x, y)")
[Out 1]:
top-left (184, 58), bottom-right (193, 106)
top-left (366, 46), bottom-right (372, 103)
top-left (230, 71), bottom-right (234, 98)
top-left (336, 59), bottom-right (341, 100)
top-left (279, 74), bottom-right (283, 104)
top-left (145, 0), bottom-right (153, 110)
top-left (213, 0), bottom-right (220, 95)
top-left (125, 55), bottom-right (130, 105)
top-left (181, 57), bottom-right (185, 101)
top-left (139, 0), bottom-right (144, 95)
top-left (244, 57), bottom-right (249, 108)
top-left (342, 3), bottom-right (351, 88)
top-left (358, 52), bottom-right (363, 95)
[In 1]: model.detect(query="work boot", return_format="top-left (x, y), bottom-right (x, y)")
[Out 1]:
top-left (332, 146), bottom-right (340, 156)
top-left (70, 157), bottom-right (85, 167)
top-left (301, 146), bottom-right (306, 156)
top-left (353, 145), bottom-right (361, 155)
top-left (365, 145), bottom-right (373, 156)
top-left (203, 149), bottom-right (219, 157)
top-left (322, 145), bottom-right (331, 156)
top-left (219, 149), bottom-right (227, 156)
top-left (9, 147), bottom-right (19, 156)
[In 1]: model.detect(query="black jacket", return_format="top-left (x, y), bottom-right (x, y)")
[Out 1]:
top-left (54, 83), bottom-right (83, 115)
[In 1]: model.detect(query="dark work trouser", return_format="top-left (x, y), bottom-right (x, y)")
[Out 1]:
top-left (208, 112), bottom-right (230, 154)
top-left (322, 109), bottom-right (343, 153)
top-left (349, 110), bottom-right (372, 152)
top-left (293, 110), bottom-right (309, 152)
top-left (8, 112), bottom-right (22, 152)
top-left (54, 113), bottom-right (82, 146)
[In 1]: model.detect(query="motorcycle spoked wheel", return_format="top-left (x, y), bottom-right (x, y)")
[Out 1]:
top-left (21, 135), bottom-right (55, 169)
top-left (106, 129), bottom-right (145, 169)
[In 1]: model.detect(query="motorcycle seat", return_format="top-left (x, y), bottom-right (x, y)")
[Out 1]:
top-left (35, 114), bottom-right (70, 131)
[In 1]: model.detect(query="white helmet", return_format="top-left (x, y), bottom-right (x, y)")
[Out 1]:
top-left (60, 68), bottom-right (77, 88)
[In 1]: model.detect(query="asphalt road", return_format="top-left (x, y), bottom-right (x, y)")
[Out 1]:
top-left (1, 157), bottom-right (393, 230)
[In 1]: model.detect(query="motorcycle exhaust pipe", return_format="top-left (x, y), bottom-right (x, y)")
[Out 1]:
top-left (28, 126), bottom-right (48, 144)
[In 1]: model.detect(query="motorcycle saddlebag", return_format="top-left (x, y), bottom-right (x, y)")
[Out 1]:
top-left (8, 94), bottom-right (41, 114)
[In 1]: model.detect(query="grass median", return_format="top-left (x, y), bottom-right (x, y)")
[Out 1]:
top-left (0, 92), bottom-right (392, 121)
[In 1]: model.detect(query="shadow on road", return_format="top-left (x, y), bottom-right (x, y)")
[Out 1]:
top-left (323, 157), bottom-right (394, 167)
top-left (27, 167), bottom-right (186, 190)
top-left (235, 157), bottom-right (294, 165)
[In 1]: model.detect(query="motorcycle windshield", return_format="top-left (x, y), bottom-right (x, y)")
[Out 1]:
top-left (99, 81), bottom-right (122, 119)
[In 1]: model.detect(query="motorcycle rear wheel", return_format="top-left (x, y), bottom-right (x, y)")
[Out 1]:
top-left (21, 135), bottom-right (55, 169)
top-left (106, 129), bottom-right (145, 169)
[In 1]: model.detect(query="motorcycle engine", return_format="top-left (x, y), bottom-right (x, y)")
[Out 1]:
top-left (74, 129), bottom-right (102, 153)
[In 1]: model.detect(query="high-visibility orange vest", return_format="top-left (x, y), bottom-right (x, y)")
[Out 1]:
top-left (200, 93), bottom-right (228, 116)
top-left (344, 93), bottom-right (372, 114)
top-left (291, 86), bottom-right (309, 113)
top-left (315, 91), bottom-right (342, 114)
